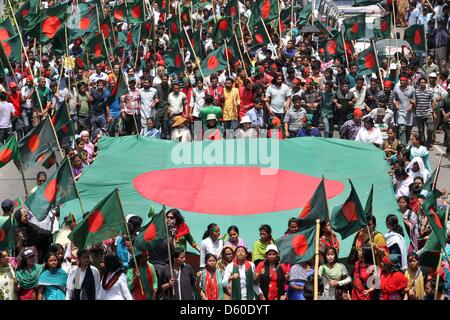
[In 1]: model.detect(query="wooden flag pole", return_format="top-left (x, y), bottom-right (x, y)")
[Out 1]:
top-left (434, 195), bottom-right (450, 300)
top-left (117, 188), bottom-right (145, 295)
top-left (322, 176), bottom-right (336, 249)
top-left (432, 153), bottom-right (443, 191)
top-left (234, 33), bottom-right (249, 78)
top-left (134, 24), bottom-right (142, 70)
top-left (366, 224), bottom-right (380, 291)
top-left (161, 204), bottom-right (176, 297)
top-left (260, 17), bottom-right (280, 60)
top-left (371, 39), bottom-right (385, 91)
top-left (391, 1), bottom-right (399, 57)
top-left (15, 132), bottom-right (29, 197)
top-left (183, 27), bottom-right (205, 80)
top-left (224, 41), bottom-right (232, 78)
top-left (340, 28), bottom-right (350, 70)
top-left (313, 218), bottom-right (321, 300)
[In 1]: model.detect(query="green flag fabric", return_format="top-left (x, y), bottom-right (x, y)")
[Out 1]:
top-left (252, 20), bottom-right (271, 48)
top-left (0, 19), bottom-right (16, 41)
top-left (212, 17), bottom-right (233, 43)
top-left (331, 179), bottom-right (367, 240)
top-left (42, 151), bottom-right (57, 169)
top-left (298, 178), bottom-right (329, 230)
top-left (353, 0), bottom-right (381, 6)
top-left (356, 46), bottom-right (379, 76)
top-left (0, 35), bottom-right (22, 62)
top-left (107, 67), bottom-right (128, 105)
top-left (135, 207), bottom-right (167, 252)
top-left (0, 215), bottom-right (15, 254)
top-left (343, 13), bottom-right (366, 40)
top-left (0, 135), bottom-right (19, 168)
top-left (249, 0), bottom-right (279, 27)
top-left (68, 189), bottom-right (126, 250)
top-left (128, 0), bottom-right (145, 24)
top-left (364, 184), bottom-right (374, 216)
top-left (52, 103), bottom-right (75, 139)
top-left (86, 33), bottom-right (108, 63)
top-left (404, 24), bottom-right (426, 51)
top-left (25, 158), bottom-right (77, 221)
top-left (422, 190), bottom-right (447, 250)
top-left (419, 232), bottom-right (443, 268)
top-left (276, 225), bottom-right (317, 264)
top-left (164, 44), bottom-right (185, 76)
top-left (373, 14), bottom-right (391, 39)
top-left (200, 45), bottom-right (233, 77)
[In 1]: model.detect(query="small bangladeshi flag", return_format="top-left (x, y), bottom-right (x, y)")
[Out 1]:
top-left (40, 3), bottom-right (69, 44)
top-left (276, 225), bottom-right (316, 264)
top-left (86, 33), bottom-right (107, 63)
top-left (356, 45), bottom-right (378, 76)
top-left (343, 13), bottom-right (365, 41)
top-left (252, 19), bottom-right (270, 48)
top-left (212, 17), bottom-right (233, 42)
top-left (128, 0), bottom-right (145, 24)
top-left (51, 103), bottom-right (75, 139)
top-left (373, 13), bottom-right (391, 39)
top-left (135, 207), bottom-right (167, 252)
top-left (0, 216), bottom-right (15, 254)
top-left (224, 0), bottom-right (239, 20)
top-left (0, 19), bottom-right (16, 42)
top-left (331, 179), bottom-right (367, 240)
top-left (200, 45), bottom-right (233, 77)
top-left (164, 44), bottom-right (185, 75)
top-left (0, 135), bottom-right (19, 169)
top-left (25, 158), bottom-right (77, 221)
top-left (1, 35), bottom-right (23, 63)
top-left (298, 177), bottom-right (329, 230)
top-left (249, 0), bottom-right (279, 27)
top-left (42, 151), bottom-right (57, 169)
top-left (404, 24), bottom-right (426, 51)
top-left (422, 189), bottom-right (447, 250)
top-left (17, 117), bottom-right (58, 171)
top-left (68, 189), bottom-right (127, 250)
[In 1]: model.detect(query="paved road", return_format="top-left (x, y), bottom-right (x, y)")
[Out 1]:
top-left (1, 131), bottom-right (449, 212)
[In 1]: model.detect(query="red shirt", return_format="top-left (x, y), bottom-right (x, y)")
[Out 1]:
top-left (8, 92), bottom-right (21, 117)
top-left (207, 85), bottom-right (224, 107)
top-left (255, 262), bottom-right (288, 300)
top-left (238, 86), bottom-right (254, 120)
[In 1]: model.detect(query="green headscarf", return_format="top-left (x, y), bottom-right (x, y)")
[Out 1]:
top-left (16, 264), bottom-right (44, 289)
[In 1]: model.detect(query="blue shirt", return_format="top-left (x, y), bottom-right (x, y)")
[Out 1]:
top-left (246, 108), bottom-right (265, 128)
top-left (296, 127), bottom-right (321, 137)
top-left (109, 97), bottom-right (120, 119)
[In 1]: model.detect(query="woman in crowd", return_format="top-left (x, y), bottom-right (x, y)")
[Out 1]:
top-left (404, 252), bottom-right (424, 300)
top-left (224, 225), bottom-right (247, 251)
top-left (97, 254), bottom-right (132, 300)
top-left (50, 243), bottom-right (73, 274)
top-left (200, 223), bottom-right (223, 269)
top-left (171, 116), bottom-right (192, 142)
top-left (15, 248), bottom-right (43, 300)
top-left (284, 217), bottom-right (300, 235)
top-left (0, 250), bottom-right (16, 300)
top-left (379, 256), bottom-right (408, 300)
top-left (252, 224), bottom-right (274, 266)
top-left (80, 130), bottom-right (95, 163)
top-left (126, 251), bottom-right (158, 300)
top-left (196, 253), bottom-right (225, 300)
top-left (351, 247), bottom-right (373, 300)
top-left (160, 248), bottom-right (196, 300)
top-left (71, 154), bottom-right (86, 181)
top-left (393, 168), bottom-right (414, 198)
top-left (216, 245), bottom-right (235, 300)
top-left (405, 157), bottom-right (431, 183)
top-left (66, 249), bottom-right (100, 300)
top-left (140, 117), bottom-right (161, 138)
top-left (319, 220), bottom-right (340, 262)
top-left (254, 245), bottom-right (287, 300)
top-left (14, 208), bottom-right (52, 264)
top-left (382, 127), bottom-right (401, 158)
top-left (355, 117), bottom-right (383, 146)
top-left (398, 196), bottom-right (419, 252)
top-left (37, 252), bottom-right (68, 300)
top-left (287, 259), bottom-right (314, 300)
top-left (384, 214), bottom-right (408, 271)
top-left (318, 247), bottom-right (352, 300)
top-left (222, 245), bottom-right (264, 300)
top-left (408, 133), bottom-right (431, 172)
top-left (166, 209), bottom-right (200, 253)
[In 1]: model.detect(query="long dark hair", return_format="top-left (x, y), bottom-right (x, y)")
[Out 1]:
top-left (204, 253), bottom-right (218, 266)
top-left (203, 223), bottom-right (219, 240)
top-left (104, 254), bottom-right (123, 273)
top-left (167, 208), bottom-right (184, 225)
top-left (171, 247), bottom-right (185, 263)
top-left (44, 252), bottom-right (62, 270)
top-left (259, 224), bottom-right (272, 241)
top-left (227, 225), bottom-right (239, 234)
top-left (386, 214), bottom-right (404, 237)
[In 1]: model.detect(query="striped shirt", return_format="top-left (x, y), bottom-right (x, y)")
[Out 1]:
top-left (435, 29), bottom-right (449, 48)
top-left (414, 88), bottom-right (433, 118)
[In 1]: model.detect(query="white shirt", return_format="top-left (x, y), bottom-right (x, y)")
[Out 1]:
top-left (408, 8), bottom-right (421, 26)
top-left (171, 127), bottom-right (192, 142)
top-left (0, 101), bottom-right (15, 128)
top-left (365, 108), bottom-right (395, 127)
top-left (222, 262), bottom-right (262, 300)
top-left (97, 272), bottom-right (133, 300)
top-left (66, 266), bottom-right (101, 300)
top-left (139, 87), bottom-right (158, 122)
top-left (168, 91), bottom-right (186, 115)
top-left (190, 87), bottom-right (207, 117)
top-left (200, 237), bottom-right (223, 268)
top-left (350, 86), bottom-right (367, 109)
top-left (355, 127), bottom-right (383, 145)
top-left (89, 72), bottom-right (108, 86)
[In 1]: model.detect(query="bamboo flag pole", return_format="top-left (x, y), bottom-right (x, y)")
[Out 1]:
top-left (341, 28), bottom-right (350, 70)
top-left (161, 204), bottom-right (176, 297)
top-left (313, 218), bottom-right (321, 300)
top-left (234, 33), bottom-right (249, 78)
top-left (95, 5), bottom-right (114, 72)
top-left (432, 153), bottom-right (443, 191)
top-left (366, 224), bottom-right (379, 289)
top-left (183, 27), bottom-right (205, 80)
top-left (322, 176), bottom-right (336, 249)
top-left (371, 39), bottom-right (385, 91)
top-left (15, 132), bottom-right (29, 197)
top-left (260, 17), bottom-right (280, 60)
top-left (391, 1), bottom-right (398, 58)
top-left (65, 156), bottom-right (86, 216)
top-left (224, 41), bottom-right (232, 78)
top-left (134, 24), bottom-right (142, 70)
top-left (117, 188), bottom-right (145, 295)
top-left (434, 195), bottom-right (449, 300)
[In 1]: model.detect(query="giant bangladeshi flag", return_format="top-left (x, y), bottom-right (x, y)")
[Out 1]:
top-left (60, 137), bottom-right (398, 257)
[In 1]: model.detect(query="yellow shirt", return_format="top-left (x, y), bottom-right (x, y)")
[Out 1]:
top-left (223, 87), bottom-right (240, 121)
top-left (404, 269), bottom-right (424, 300)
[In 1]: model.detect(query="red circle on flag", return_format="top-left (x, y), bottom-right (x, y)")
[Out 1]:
top-left (171, 22), bottom-right (178, 34)
top-left (291, 234), bottom-right (309, 256)
top-left (223, 47), bottom-right (234, 61)
top-left (132, 6), bottom-right (141, 19)
top-left (230, 5), bottom-right (237, 16)
top-left (133, 167), bottom-right (344, 215)
top-left (175, 54), bottom-right (183, 68)
top-left (326, 40), bottom-right (337, 55)
top-left (62, 124), bottom-right (69, 134)
top-left (0, 29), bottom-right (9, 41)
top-left (2, 42), bottom-right (11, 57)
top-left (0, 229), bottom-right (5, 242)
top-left (365, 53), bottom-right (376, 69)
top-left (100, 24), bottom-right (111, 38)
top-left (299, 200), bottom-right (311, 219)
top-left (413, 30), bottom-right (422, 45)
top-left (351, 22), bottom-right (359, 34)
top-left (182, 13), bottom-right (189, 22)
top-left (127, 32), bottom-right (133, 45)
top-left (44, 179), bottom-right (57, 202)
top-left (343, 201), bottom-right (358, 221)
top-left (94, 43), bottom-right (102, 57)
top-left (114, 9), bottom-right (124, 21)
top-left (27, 134), bottom-right (40, 153)
top-left (0, 148), bottom-right (12, 164)
top-left (42, 16), bottom-right (62, 39)
top-left (87, 209), bottom-right (104, 232)
top-left (218, 19), bottom-right (229, 31)
top-left (261, 0), bottom-right (272, 20)
top-left (207, 56), bottom-right (219, 70)
top-left (22, 8), bottom-right (29, 18)
top-left (431, 209), bottom-right (443, 229)
top-left (380, 20), bottom-right (388, 33)
top-left (255, 34), bottom-right (264, 44)
top-left (80, 17), bottom-right (91, 30)
top-left (144, 223), bottom-right (157, 242)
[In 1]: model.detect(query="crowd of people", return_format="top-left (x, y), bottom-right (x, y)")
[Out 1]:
top-left (0, 0), bottom-right (450, 300)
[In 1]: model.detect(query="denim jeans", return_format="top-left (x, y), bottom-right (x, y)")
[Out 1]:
top-left (398, 124), bottom-right (413, 146)
top-left (416, 116), bottom-right (434, 148)
top-left (322, 117), bottom-right (334, 138)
